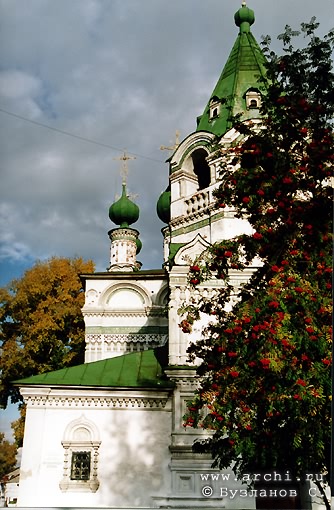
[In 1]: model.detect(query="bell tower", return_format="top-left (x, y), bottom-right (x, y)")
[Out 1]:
top-left (157, 1), bottom-right (267, 366)
top-left (154, 4), bottom-right (269, 506)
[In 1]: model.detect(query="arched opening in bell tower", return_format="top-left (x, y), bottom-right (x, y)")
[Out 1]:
top-left (191, 148), bottom-right (211, 190)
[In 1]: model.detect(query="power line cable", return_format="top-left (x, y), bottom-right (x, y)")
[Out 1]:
top-left (0, 107), bottom-right (165, 164)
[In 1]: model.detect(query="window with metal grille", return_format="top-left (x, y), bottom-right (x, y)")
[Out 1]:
top-left (70, 451), bottom-right (91, 480)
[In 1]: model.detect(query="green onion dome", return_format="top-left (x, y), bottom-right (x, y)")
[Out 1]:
top-left (109, 183), bottom-right (139, 227)
top-left (234, 3), bottom-right (255, 33)
top-left (136, 237), bottom-right (142, 254)
top-left (156, 187), bottom-right (171, 224)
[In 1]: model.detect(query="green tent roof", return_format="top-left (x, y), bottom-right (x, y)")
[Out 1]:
top-left (196, 4), bottom-right (267, 137)
top-left (14, 349), bottom-right (173, 389)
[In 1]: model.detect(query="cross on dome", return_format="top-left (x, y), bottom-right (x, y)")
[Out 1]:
top-left (113, 150), bottom-right (136, 185)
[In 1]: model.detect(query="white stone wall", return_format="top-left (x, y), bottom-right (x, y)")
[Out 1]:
top-left (83, 275), bottom-right (168, 362)
top-left (18, 387), bottom-right (172, 508)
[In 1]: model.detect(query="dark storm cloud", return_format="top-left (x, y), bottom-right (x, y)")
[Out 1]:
top-left (0, 0), bottom-right (333, 273)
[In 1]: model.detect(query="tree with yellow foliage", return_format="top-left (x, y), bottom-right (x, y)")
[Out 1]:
top-left (0, 432), bottom-right (17, 480)
top-left (0, 257), bottom-right (94, 415)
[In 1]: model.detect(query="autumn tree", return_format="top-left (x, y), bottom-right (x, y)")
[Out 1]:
top-left (182, 19), bottom-right (333, 509)
top-left (0, 432), bottom-right (17, 480)
top-left (10, 406), bottom-right (26, 448)
top-left (0, 257), bottom-right (94, 411)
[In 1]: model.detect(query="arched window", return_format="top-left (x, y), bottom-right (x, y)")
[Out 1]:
top-left (209, 96), bottom-right (220, 119)
top-left (245, 88), bottom-right (261, 110)
top-left (59, 416), bottom-right (101, 493)
top-left (191, 149), bottom-right (211, 190)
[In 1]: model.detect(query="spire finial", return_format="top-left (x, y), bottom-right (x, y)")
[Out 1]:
top-left (113, 150), bottom-right (136, 185)
top-left (234, 3), bottom-right (255, 33)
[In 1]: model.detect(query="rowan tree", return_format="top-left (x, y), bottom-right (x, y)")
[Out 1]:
top-left (0, 257), bottom-right (94, 410)
top-left (182, 19), bottom-right (333, 509)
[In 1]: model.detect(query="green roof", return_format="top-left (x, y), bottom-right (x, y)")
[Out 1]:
top-left (196, 4), bottom-right (267, 137)
top-left (14, 349), bottom-right (173, 389)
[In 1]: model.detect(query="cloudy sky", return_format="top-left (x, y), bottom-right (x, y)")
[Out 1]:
top-left (0, 0), bottom-right (333, 438)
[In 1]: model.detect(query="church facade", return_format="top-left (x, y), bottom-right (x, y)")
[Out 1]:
top-left (14, 4), bottom-right (319, 509)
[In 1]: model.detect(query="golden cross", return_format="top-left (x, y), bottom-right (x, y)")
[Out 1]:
top-left (113, 151), bottom-right (136, 184)
top-left (160, 130), bottom-right (180, 153)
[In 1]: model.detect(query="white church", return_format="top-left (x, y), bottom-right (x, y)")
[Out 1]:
top-left (13, 4), bottom-right (324, 509)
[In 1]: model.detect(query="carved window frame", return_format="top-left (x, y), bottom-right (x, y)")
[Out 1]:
top-left (59, 416), bottom-right (101, 493)
top-left (245, 88), bottom-right (262, 110)
top-left (209, 97), bottom-right (221, 119)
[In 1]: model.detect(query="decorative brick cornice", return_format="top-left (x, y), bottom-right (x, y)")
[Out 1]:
top-left (164, 368), bottom-right (198, 388)
top-left (82, 308), bottom-right (166, 318)
top-left (20, 388), bottom-right (172, 411)
top-left (85, 326), bottom-right (168, 335)
top-left (170, 209), bottom-right (226, 236)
